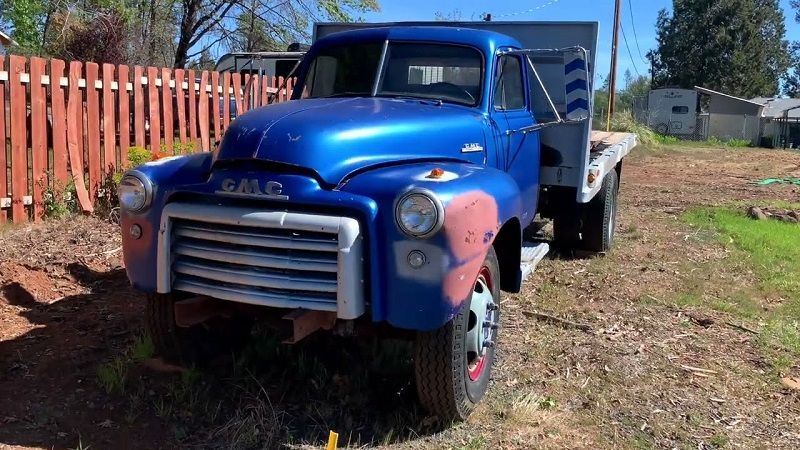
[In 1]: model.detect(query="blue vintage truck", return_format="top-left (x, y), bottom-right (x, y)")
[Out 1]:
top-left (118, 21), bottom-right (636, 420)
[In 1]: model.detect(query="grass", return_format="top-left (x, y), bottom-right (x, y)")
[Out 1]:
top-left (682, 207), bottom-right (800, 360)
top-left (684, 207), bottom-right (800, 295)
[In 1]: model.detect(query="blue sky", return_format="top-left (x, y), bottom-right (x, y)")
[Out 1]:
top-left (362, 0), bottom-right (800, 86)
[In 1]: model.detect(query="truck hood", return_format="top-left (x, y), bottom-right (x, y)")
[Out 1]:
top-left (215, 97), bottom-right (488, 186)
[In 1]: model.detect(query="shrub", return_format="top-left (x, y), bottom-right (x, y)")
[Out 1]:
top-left (608, 110), bottom-right (659, 146)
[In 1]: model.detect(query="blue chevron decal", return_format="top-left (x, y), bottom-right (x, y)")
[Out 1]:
top-left (564, 59), bottom-right (585, 75)
top-left (566, 98), bottom-right (589, 113)
top-left (565, 78), bottom-right (588, 94)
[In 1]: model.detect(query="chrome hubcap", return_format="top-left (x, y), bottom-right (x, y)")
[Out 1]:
top-left (466, 268), bottom-right (498, 380)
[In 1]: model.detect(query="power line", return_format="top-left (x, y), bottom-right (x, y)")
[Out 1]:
top-left (493, 0), bottom-right (561, 19)
top-left (620, 23), bottom-right (641, 77)
top-left (626, 0), bottom-right (647, 62)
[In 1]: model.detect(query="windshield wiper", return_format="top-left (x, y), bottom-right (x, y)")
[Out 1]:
top-left (380, 94), bottom-right (443, 106)
top-left (324, 92), bottom-right (369, 98)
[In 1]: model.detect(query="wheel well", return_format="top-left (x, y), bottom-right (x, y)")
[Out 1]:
top-left (492, 217), bottom-right (522, 293)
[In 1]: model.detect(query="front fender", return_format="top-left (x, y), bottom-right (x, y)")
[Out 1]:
top-left (120, 153), bottom-right (213, 291)
top-left (341, 161), bottom-right (523, 330)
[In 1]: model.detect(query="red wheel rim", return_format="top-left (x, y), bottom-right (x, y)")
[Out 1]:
top-left (468, 266), bottom-right (494, 381)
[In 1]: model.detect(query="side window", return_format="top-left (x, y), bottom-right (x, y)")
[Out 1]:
top-left (672, 105), bottom-right (689, 114)
top-left (494, 56), bottom-right (526, 111)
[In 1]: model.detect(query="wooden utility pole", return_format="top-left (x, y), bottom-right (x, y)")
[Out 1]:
top-left (606, 0), bottom-right (622, 132)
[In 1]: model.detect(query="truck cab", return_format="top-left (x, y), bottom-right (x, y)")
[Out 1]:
top-left (119, 23), bottom-right (636, 421)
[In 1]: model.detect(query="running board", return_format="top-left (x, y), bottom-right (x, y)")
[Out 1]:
top-left (520, 242), bottom-right (550, 281)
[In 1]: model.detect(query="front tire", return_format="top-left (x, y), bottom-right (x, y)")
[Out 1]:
top-left (414, 247), bottom-right (501, 421)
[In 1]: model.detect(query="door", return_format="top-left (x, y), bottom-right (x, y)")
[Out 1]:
top-left (493, 54), bottom-right (540, 227)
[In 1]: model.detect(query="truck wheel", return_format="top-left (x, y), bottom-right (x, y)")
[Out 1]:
top-left (581, 169), bottom-right (619, 253)
top-left (414, 247), bottom-right (501, 421)
top-left (146, 293), bottom-right (251, 366)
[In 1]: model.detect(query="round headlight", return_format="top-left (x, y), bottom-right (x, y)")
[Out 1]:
top-left (395, 191), bottom-right (443, 238)
top-left (118, 174), bottom-right (151, 212)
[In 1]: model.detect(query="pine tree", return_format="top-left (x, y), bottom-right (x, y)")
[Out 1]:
top-left (648, 0), bottom-right (791, 98)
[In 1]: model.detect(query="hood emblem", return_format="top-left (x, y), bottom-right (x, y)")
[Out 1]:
top-left (461, 143), bottom-right (484, 153)
top-left (216, 178), bottom-right (289, 200)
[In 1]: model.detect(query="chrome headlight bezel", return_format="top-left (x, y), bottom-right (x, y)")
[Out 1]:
top-left (394, 189), bottom-right (444, 239)
top-left (118, 171), bottom-right (153, 213)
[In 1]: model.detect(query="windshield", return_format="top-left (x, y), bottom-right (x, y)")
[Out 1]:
top-left (300, 42), bottom-right (483, 106)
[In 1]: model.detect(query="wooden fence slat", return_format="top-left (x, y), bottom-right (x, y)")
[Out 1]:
top-left (66, 62), bottom-right (92, 213)
top-left (287, 77), bottom-right (294, 100)
top-left (198, 71), bottom-right (210, 152)
top-left (261, 74), bottom-right (269, 105)
top-left (187, 69), bottom-right (198, 150)
top-left (102, 63), bottom-right (116, 172)
top-left (85, 62), bottom-right (101, 200)
top-left (118, 65), bottom-right (130, 165)
top-left (211, 71), bottom-right (221, 142)
top-left (133, 66), bottom-right (145, 148)
top-left (174, 69), bottom-right (187, 145)
top-left (0, 56), bottom-right (6, 223)
top-left (9, 55), bottom-right (28, 222)
top-left (223, 72), bottom-right (231, 131)
top-left (147, 67), bottom-right (161, 154)
top-left (242, 74), bottom-right (251, 113)
top-left (161, 67), bottom-right (174, 154)
top-left (232, 73), bottom-right (243, 119)
top-left (50, 59), bottom-right (68, 186)
top-left (29, 57), bottom-right (48, 221)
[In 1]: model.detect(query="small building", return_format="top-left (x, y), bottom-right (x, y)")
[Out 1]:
top-left (694, 86), bottom-right (764, 145)
top-left (751, 97), bottom-right (800, 149)
top-left (0, 30), bottom-right (17, 54)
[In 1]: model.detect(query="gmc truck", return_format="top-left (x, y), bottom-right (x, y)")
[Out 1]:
top-left (119, 21), bottom-right (636, 420)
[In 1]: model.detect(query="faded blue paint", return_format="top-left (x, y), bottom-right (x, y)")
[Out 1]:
top-left (122, 26), bottom-right (545, 331)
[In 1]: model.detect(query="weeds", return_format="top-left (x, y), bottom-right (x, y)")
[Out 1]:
top-left (97, 356), bottom-right (129, 394)
top-left (39, 175), bottom-right (78, 219)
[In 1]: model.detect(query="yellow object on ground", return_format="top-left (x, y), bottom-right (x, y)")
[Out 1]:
top-left (326, 430), bottom-right (339, 450)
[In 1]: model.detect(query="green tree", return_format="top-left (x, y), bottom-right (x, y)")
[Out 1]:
top-left (3, 0), bottom-right (46, 54)
top-left (648, 0), bottom-right (791, 98)
top-left (786, 1), bottom-right (800, 97)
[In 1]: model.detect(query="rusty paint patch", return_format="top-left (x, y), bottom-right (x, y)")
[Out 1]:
top-left (442, 190), bottom-right (500, 305)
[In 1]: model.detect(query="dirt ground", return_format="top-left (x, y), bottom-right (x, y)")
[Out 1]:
top-left (1, 145), bottom-right (799, 449)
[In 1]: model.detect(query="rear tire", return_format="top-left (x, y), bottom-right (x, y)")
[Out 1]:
top-left (146, 293), bottom-right (252, 366)
top-left (581, 169), bottom-right (619, 253)
top-left (414, 247), bottom-right (501, 421)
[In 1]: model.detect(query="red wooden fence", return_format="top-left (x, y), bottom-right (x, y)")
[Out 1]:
top-left (0, 55), bottom-right (295, 223)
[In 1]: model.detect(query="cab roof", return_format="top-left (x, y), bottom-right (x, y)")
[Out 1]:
top-left (314, 26), bottom-right (523, 54)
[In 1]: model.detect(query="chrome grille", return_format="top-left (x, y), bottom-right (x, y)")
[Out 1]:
top-left (157, 203), bottom-right (365, 319)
